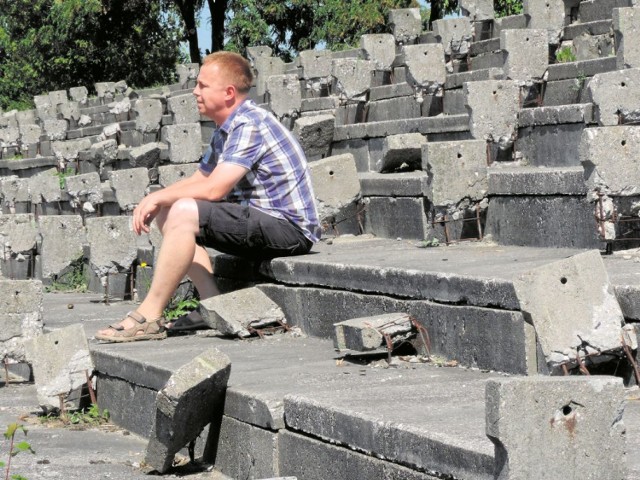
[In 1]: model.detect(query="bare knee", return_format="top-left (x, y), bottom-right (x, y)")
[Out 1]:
top-left (161, 199), bottom-right (199, 234)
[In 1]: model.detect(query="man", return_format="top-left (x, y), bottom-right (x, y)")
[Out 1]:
top-left (96, 52), bottom-right (320, 342)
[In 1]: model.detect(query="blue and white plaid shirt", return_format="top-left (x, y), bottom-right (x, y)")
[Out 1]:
top-left (199, 99), bottom-right (321, 242)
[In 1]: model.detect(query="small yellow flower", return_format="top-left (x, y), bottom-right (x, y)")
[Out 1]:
top-left (140, 262), bottom-right (148, 268)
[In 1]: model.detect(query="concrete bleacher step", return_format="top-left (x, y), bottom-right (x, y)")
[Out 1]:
top-left (516, 103), bottom-right (594, 167)
top-left (41, 244), bottom-right (640, 479)
top-left (563, 18), bottom-right (613, 40)
top-left (88, 326), bottom-right (498, 479)
top-left (486, 165), bottom-right (599, 249)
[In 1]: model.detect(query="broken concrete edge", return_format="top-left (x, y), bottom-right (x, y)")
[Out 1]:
top-left (143, 347), bottom-right (231, 473)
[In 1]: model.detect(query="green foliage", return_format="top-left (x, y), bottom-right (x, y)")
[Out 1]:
top-left (4, 154), bottom-right (23, 161)
top-left (53, 167), bottom-right (75, 190)
top-left (225, 0), bottom-right (419, 60)
top-left (164, 293), bottom-right (200, 322)
top-left (494, 0), bottom-right (523, 17)
top-left (0, 423), bottom-right (34, 480)
top-left (164, 297), bottom-right (200, 322)
top-left (417, 238), bottom-right (440, 248)
top-left (67, 404), bottom-right (110, 426)
top-left (45, 257), bottom-right (87, 293)
top-left (555, 46), bottom-right (577, 63)
top-left (0, 0), bottom-right (184, 110)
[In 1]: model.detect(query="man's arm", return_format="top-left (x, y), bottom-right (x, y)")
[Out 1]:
top-left (132, 163), bottom-right (249, 234)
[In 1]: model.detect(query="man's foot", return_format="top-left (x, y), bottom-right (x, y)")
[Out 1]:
top-left (166, 310), bottom-right (208, 332)
top-left (95, 311), bottom-right (167, 343)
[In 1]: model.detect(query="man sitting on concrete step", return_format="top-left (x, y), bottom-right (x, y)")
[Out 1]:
top-left (96, 51), bottom-right (321, 342)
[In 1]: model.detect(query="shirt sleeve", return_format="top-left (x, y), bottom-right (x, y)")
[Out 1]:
top-left (219, 120), bottom-right (264, 169)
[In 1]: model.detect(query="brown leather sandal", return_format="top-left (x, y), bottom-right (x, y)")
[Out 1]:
top-left (95, 311), bottom-right (167, 343)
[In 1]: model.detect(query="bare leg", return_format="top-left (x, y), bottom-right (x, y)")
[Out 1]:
top-left (187, 245), bottom-right (220, 301)
top-left (97, 198), bottom-right (201, 336)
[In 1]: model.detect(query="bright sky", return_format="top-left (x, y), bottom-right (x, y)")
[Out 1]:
top-left (196, 1), bottom-right (435, 53)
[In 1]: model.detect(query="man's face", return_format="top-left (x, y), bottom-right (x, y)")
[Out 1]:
top-left (193, 62), bottom-right (231, 123)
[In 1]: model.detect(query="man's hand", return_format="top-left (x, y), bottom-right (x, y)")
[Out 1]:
top-left (132, 193), bottom-right (162, 235)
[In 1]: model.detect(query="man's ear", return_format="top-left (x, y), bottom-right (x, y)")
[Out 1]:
top-left (224, 84), bottom-right (236, 101)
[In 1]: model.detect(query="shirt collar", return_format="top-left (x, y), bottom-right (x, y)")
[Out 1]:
top-left (219, 98), bottom-right (253, 133)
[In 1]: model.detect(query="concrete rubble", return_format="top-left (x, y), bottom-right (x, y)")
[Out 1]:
top-left (3, 1), bottom-right (640, 478)
top-left (513, 250), bottom-right (625, 371)
top-left (486, 376), bottom-right (627, 479)
top-left (24, 324), bottom-right (93, 411)
top-left (144, 348), bottom-right (231, 473)
top-left (199, 287), bottom-right (287, 337)
top-left (333, 312), bottom-right (413, 351)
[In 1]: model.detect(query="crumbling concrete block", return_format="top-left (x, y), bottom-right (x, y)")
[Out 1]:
top-left (434, 17), bottom-right (473, 56)
top-left (523, 0), bottom-right (569, 44)
top-left (0, 214), bottom-right (37, 254)
top-left (48, 90), bottom-right (68, 107)
top-left (89, 139), bottom-right (119, 174)
top-left (309, 153), bottom-right (360, 225)
top-left (29, 170), bottom-right (63, 204)
top-left (16, 110), bottom-right (36, 127)
top-left (167, 93), bottom-right (199, 125)
top-left (176, 63), bottom-right (199, 88)
top-left (588, 68), bottom-right (640, 126)
top-left (254, 56), bottom-right (286, 97)
top-left (128, 142), bottom-right (161, 169)
top-left (614, 7), bottom-right (640, 69)
top-left (0, 126), bottom-right (19, 146)
top-left (402, 44), bottom-right (447, 89)
top-left (34, 94), bottom-right (56, 120)
top-left (85, 216), bottom-right (137, 276)
top-left (134, 98), bottom-right (164, 134)
top-left (333, 313), bottom-right (413, 351)
top-left (69, 86), bottom-right (88, 105)
top-left (299, 49), bottom-right (333, 80)
top-left (65, 172), bottom-right (103, 209)
top-left (460, 0), bottom-right (494, 21)
top-left (580, 126), bottom-right (640, 195)
top-left (464, 80), bottom-right (520, 142)
top-left (378, 132), bottom-right (427, 172)
top-left (38, 215), bottom-right (86, 281)
top-left (109, 168), bottom-right (149, 211)
top-left (423, 140), bottom-right (488, 206)
top-left (331, 59), bottom-right (374, 101)
top-left (95, 82), bottom-right (116, 103)
top-left (486, 376), bottom-right (627, 479)
top-left (158, 164), bottom-right (200, 187)
top-left (360, 34), bottom-right (396, 71)
top-left (161, 123), bottom-right (202, 164)
top-left (247, 46), bottom-right (273, 65)
top-left (24, 324), bottom-right (92, 411)
top-left (144, 348), bottom-right (231, 474)
top-left (0, 177), bottom-right (30, 211)
top-left (0, 279), bottom-right (43, 363)
top-left (293, 114), bottom-right (335, 160)
top-left (501, 29), bottom-right (549, 82)
top-left (388, 8), bottom-right (422, 45)
top-left (513, 250), bottom-right (625, 370)
top-left (51, 138), bottom-right (92, 162)
top-left (199, 287), bottom-right (287, 337)
top-left (267, 74), bottom-right (302, 118)
top-left (19, 124), bottom-right (42, 146)
top-left (59, 101), bottom-right (81, 125)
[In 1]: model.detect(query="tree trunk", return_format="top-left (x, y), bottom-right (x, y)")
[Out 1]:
top-left (429, 0), bottom-right (443, 30)
top-left (176, 0), bottom-right (201, 64)
top-left (208, 0), bottom-right (227, 53)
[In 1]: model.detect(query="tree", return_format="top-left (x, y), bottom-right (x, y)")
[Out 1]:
top-left (223, 0), bottom-right (419, 60)
top-left (494, 0), bottom-right (523, 17)
top-left (166, 0), bottom-right (205, 63)
top-left (427, 0), bottom-right (458, 28)
top-left (0, 0), bottom-right (184, 110)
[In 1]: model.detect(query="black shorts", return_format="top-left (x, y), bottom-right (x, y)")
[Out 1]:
top-left (195, 201), bottom-right (313, 260)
